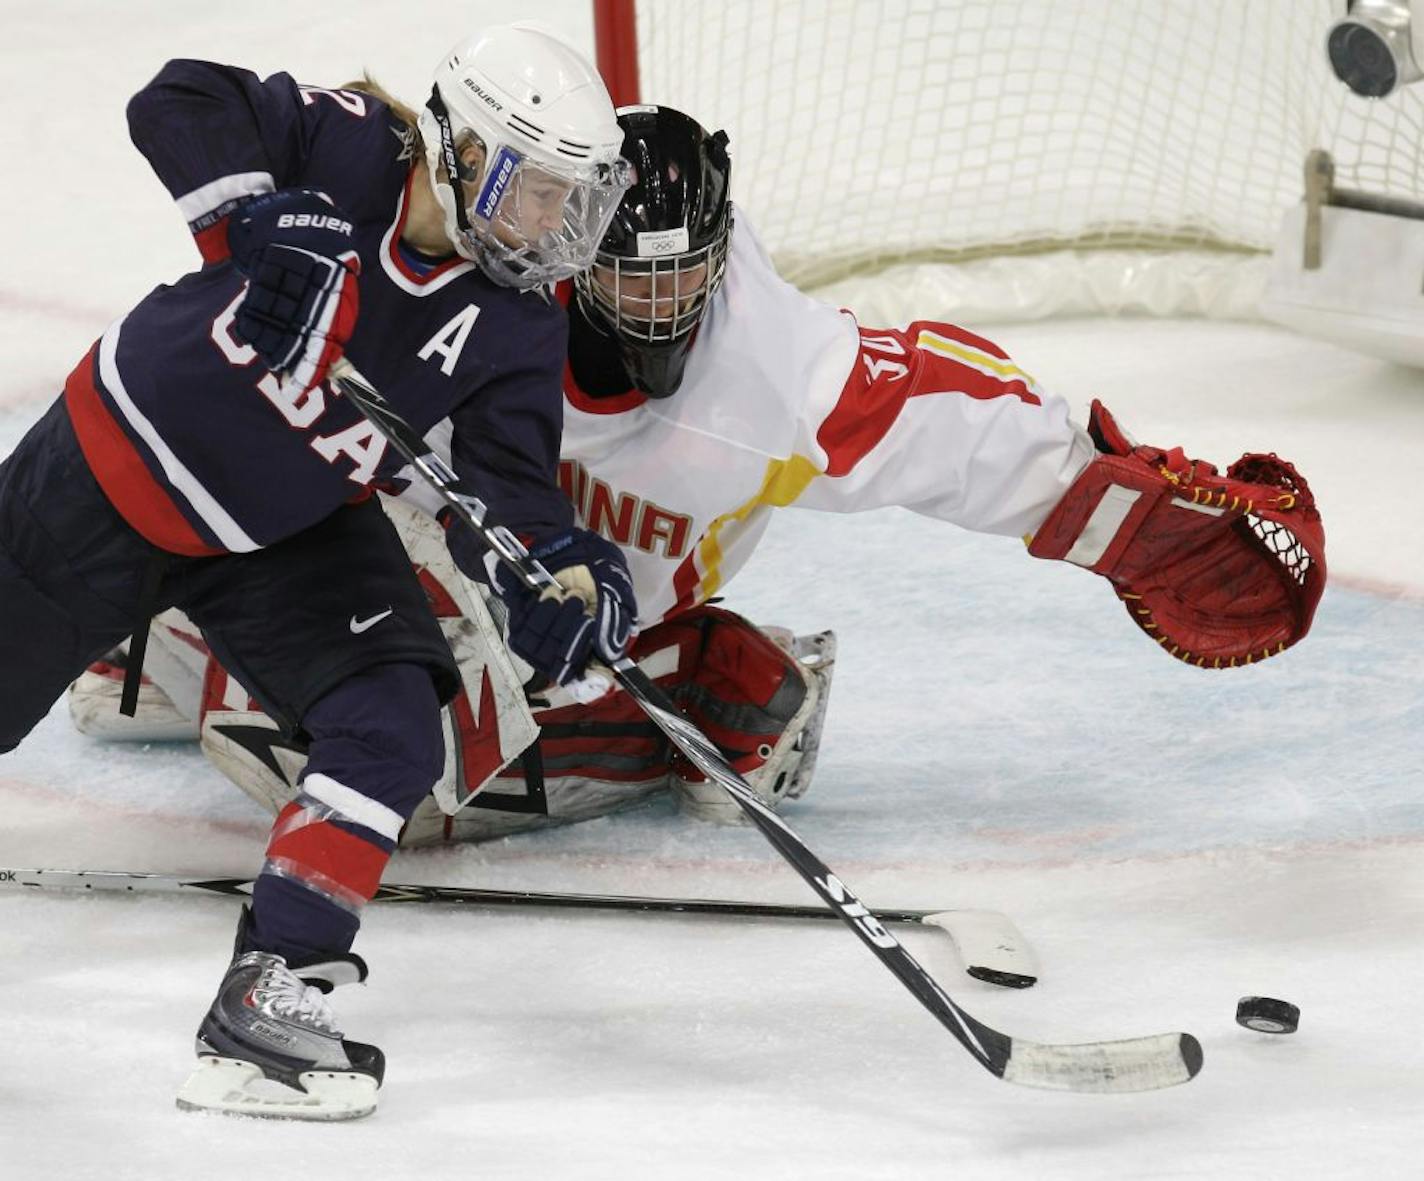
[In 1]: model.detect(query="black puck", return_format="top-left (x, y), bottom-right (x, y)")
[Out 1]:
top-left (1236, 996), bottom-right (1299, 1034)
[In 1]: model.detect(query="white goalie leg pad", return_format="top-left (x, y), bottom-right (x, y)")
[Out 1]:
top-left (400, 643), bottom-right (686, 847)
top-left (675, 628), bottom-right (837, 825)
top-left (401, 766), bottom-right (671, 845)
top-left (200, 677), bottom-right (308, 816)
top-left (68, 609), bottom-right (206, 742)
top-left (383, 497), bottom-right (539, 817)
top-left (176, 1056), bottom-right (378, 1122)
top-left (200, 500), bottom-right (540, 829)
top-left (427, 606), bottom-right (540, 817)
top-left (141, 608), bottom-right (208, 720)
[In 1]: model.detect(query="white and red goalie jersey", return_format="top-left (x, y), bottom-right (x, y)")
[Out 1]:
top-left (552, 215), bottom-right (1096, 623)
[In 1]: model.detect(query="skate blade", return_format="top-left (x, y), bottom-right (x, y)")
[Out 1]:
top-left (176, 1056), bottom-right (377, 1121)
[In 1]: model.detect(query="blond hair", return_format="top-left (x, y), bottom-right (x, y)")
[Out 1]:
top-left (340, 74), bottom-right (421, 139)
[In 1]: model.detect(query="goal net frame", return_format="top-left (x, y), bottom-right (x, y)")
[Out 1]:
top-left (591, 0), bottom-right (1424, 324)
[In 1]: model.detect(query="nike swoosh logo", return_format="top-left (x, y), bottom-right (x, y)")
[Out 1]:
top-left (349, 609), bottom-right (393, 634)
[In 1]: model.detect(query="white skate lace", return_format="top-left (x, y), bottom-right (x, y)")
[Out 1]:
top-left (254, 964), bottom-right (339, 1033)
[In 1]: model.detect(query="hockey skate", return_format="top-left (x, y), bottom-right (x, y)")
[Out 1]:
top-left (177, 916), bottom-right (383, 1121)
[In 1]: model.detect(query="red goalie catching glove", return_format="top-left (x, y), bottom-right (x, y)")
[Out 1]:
top-left (1028, 400), bottom-right (1326, 667)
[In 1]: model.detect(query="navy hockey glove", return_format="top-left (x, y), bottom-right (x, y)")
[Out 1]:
top-left (492, 528), bottom-right (637, 685)
top-left (227, 189), bottom-right (361, 393)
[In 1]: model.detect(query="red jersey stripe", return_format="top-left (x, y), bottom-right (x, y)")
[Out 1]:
top-left (384, 169), bottom-right (470, 286)
top-left (193, 219), bottom-right (231, 265)
top-left (666, 544), bottom-right (705, 620)
top-left (562, 357), bottom-right (647, 414)
top-left (63, 345), bottom-right (225, 557)
top-left (817, 321), bottom-right (1043, 478)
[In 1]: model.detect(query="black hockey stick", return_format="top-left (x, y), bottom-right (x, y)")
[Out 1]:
top-left (0, 868), bottom-right (1035, 988)
top-left (328, 359), bottom-right (1202, 1093)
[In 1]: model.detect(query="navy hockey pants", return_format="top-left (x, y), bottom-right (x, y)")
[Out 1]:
top-left (0, 398), bottom-right (456, 957)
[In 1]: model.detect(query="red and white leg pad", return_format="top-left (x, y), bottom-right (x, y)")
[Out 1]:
top-left (673, 623), bottom-right (837, 824)
top-left (401, 608), bottom-right (837, 845)
top-left (198, 498), bottom-right (538, 826)
top-left (68, 608), bottom-right (207, 742)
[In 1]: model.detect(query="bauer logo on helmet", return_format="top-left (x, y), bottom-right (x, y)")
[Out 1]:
top-left (476, 147), bottom-right (520, 222)
top-left (462, 78), bottom-right (504, 113)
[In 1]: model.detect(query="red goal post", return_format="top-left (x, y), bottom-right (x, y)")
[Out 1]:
top-left (593, 0), bottom-right (642, 110)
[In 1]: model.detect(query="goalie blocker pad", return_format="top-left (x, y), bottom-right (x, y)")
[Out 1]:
top-left (1028, 400), bottom-right (1325, 666)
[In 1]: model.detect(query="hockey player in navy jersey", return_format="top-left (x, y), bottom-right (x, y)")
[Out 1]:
top-left (73, 106), bottom-right (1326, 855)
top-left (0, 24), bottom-right (638, 1120)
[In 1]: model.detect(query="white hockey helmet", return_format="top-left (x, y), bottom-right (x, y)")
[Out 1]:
top-left (418, 22), bottom-right (632, 289)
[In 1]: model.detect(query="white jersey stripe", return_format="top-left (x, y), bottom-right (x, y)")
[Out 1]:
top-left (98, 319), bottom-right (261, 553)
top-left (175, 171), bottom-right (274, 222)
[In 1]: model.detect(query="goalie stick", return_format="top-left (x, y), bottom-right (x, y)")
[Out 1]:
top-left (326, 359), bottom-right (1203, 1094)
top-left (0, 868), bottom-right (1036, 989)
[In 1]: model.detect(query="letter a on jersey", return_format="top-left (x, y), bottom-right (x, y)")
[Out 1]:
top-left (311, 420), bottom-right (387, 484)
top-left (418, 305), bottom-right (482, 377)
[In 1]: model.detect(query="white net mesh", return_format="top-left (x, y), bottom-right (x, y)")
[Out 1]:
top-left (631, 0), bottom-right (1424, 317)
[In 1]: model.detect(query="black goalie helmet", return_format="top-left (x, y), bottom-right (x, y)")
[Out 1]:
top-left (573, 104), bottom-right (732, 398)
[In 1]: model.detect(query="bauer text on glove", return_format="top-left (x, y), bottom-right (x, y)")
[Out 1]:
top-left (226, 188), bottom-right (361, 394)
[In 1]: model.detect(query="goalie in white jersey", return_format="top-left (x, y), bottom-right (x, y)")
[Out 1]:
top-left (71, 105), bottom-right (1325, 842)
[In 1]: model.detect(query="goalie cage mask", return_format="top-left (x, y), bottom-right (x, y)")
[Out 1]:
top-left (573, 105), bottom-right (732, 398)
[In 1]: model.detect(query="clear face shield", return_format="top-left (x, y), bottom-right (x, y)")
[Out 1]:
top-left (455, 133), bottom-right (631, 288)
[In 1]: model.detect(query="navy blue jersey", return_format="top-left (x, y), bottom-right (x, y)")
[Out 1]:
top-left (63, 59), bottom-right (573, 574)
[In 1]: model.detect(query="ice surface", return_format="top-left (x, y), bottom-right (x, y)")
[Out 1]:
top-left (3, 3), bottom-right (1424, 1178)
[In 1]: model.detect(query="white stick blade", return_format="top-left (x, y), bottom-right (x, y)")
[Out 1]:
top-left (1002, 1033), bottom-right (1203, 1093)
top-left (922, 910), bottom-right (1039, 988)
